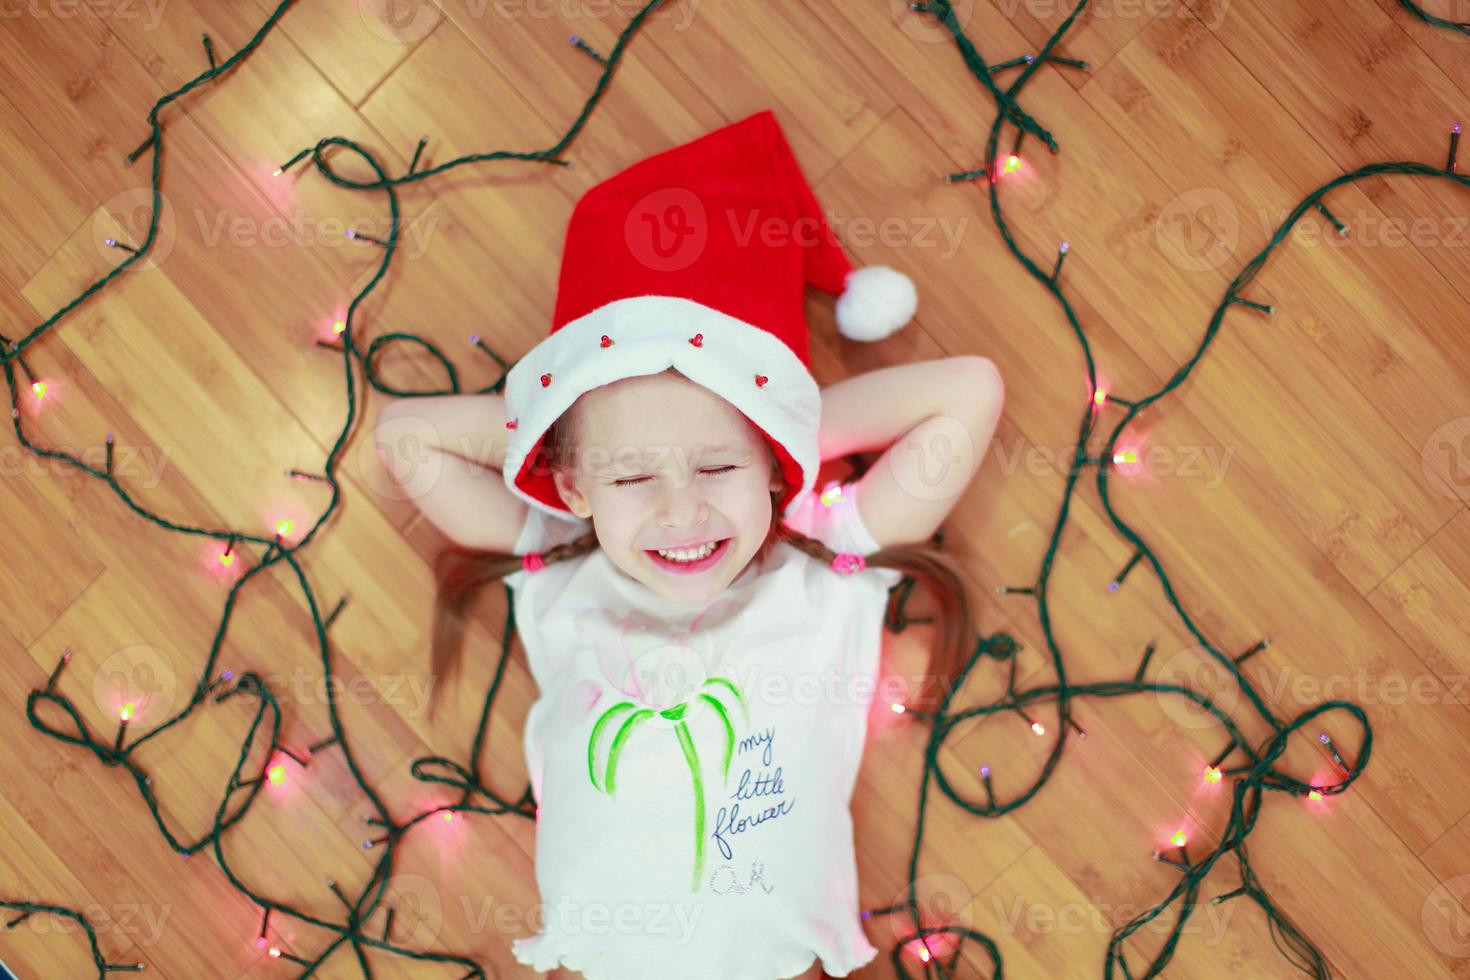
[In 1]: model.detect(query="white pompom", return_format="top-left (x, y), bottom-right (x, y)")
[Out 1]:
top-left (834, 266), bottom-right (918, 341)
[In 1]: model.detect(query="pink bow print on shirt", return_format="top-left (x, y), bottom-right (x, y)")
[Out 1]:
top-left (578, 599), bottom-right (751, 892)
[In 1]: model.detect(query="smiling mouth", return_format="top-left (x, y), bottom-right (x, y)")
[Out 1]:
top-left (645, 537), bottom-right (731, 573)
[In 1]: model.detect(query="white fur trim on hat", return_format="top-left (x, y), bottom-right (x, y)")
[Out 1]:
top-left (834, 265), bottom-right (918, 342)
top-left (502, 295), bottom-right (822, 521)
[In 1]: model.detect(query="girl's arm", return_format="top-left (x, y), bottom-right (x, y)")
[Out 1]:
top-left (374, 393), bottom-right (531, 552)
top-left (815, 356), bottom-right (1004, 549)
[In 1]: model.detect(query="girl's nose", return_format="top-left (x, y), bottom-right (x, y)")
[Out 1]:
top-left (657, 480), bottom-right (709, 528)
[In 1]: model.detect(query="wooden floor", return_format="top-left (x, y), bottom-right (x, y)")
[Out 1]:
top-left (2, 0), bottom-right (1469, 976)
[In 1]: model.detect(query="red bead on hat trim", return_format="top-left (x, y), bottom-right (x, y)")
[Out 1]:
top-left (540, 373), bottom-right (553, 387)
top-left (754, 374), bottom-right (768, 387)
top-left (689, 333), bottom-right (703, 347)
top-left (600, 335), bottom-right (613, 347)
top-left (505, 419), bottom-right (517, 430)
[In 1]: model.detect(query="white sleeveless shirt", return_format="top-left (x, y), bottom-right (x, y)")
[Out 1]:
top-left (503, 478), bottom-right (902, 979)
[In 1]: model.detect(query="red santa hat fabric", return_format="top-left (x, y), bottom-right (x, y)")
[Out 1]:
top-left (502, 108), bottom-right (917, 519)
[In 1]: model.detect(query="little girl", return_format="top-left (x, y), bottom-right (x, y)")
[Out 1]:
top-left (376, 110), bottom-right (1003, 979)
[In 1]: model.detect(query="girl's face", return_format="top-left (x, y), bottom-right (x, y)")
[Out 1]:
top-left (550, 370), bottom-right (784, 608)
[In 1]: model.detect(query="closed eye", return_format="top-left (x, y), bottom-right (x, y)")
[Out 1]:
top-left (613, 465), bottom-right (739, 488)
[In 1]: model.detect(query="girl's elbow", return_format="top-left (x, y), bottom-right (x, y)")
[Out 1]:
top-left (958, 355), bottom-right (1004, 409)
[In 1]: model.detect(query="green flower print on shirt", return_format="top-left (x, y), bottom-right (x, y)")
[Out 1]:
top-left (577, 600), bottom-right (750, 892)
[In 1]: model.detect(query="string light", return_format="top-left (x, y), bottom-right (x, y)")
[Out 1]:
top-left (1050, 240), bottom-right (1070, 285)
top-left (44, 647), bottom-right (73, 693)
top-left (1203, 765), bottom-right (1222, 784)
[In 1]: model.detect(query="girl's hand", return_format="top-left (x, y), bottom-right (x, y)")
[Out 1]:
top-left (815, 356), bottom-right (1004, 549)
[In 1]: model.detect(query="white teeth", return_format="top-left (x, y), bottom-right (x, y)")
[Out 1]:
top-left (656, 541), bottom-right (718, 562)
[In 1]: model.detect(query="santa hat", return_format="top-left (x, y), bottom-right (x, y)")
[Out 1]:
top-left (501, 108), bottom-right (917, 520)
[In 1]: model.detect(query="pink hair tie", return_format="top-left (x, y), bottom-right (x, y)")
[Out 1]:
top-left (831, 552), bottom-right (866, 574)
top-left (522, 551), bottom-right (547, 573)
